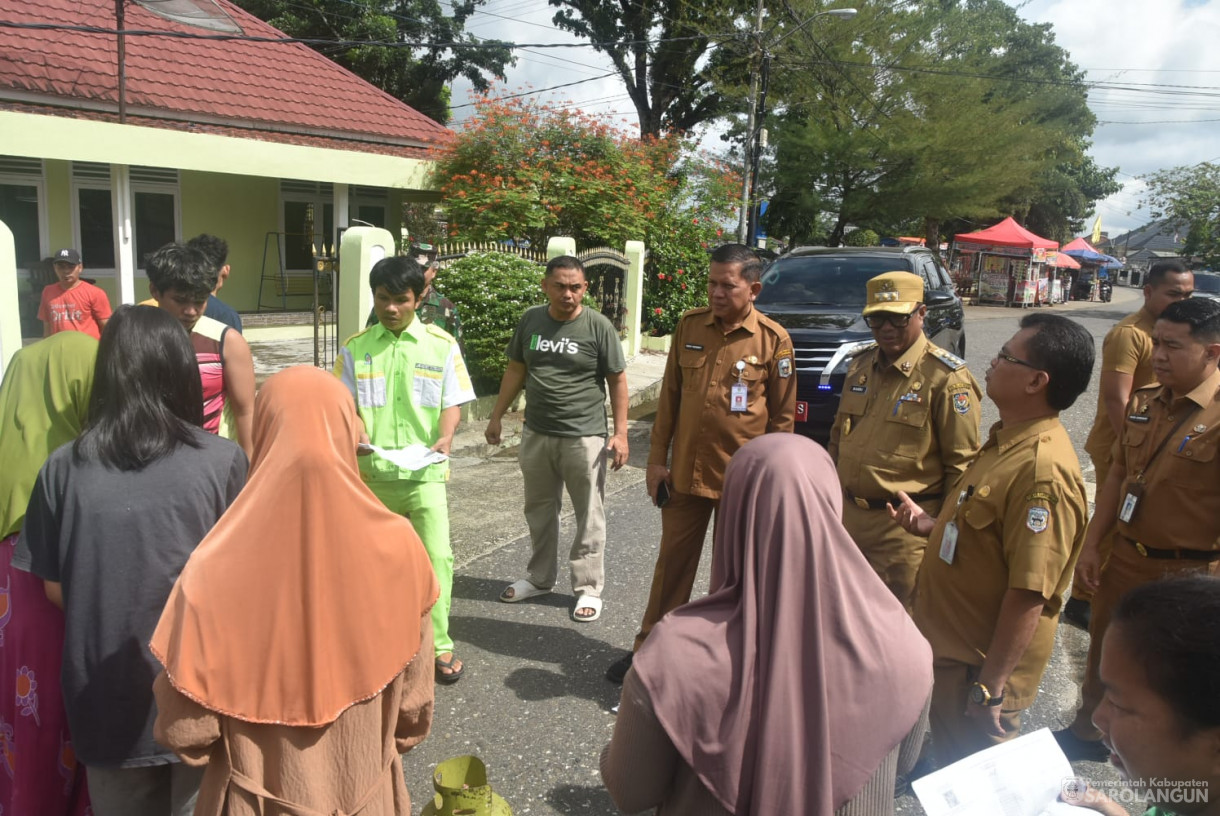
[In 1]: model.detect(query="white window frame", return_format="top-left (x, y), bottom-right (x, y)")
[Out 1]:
top-left (70, 163), bottom-right (181, 278)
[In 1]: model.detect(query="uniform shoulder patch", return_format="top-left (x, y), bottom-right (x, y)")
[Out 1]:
top-left (952, 390), bottom-right (972, 415)
top-left (929, 345), bottom-right (967, 371)
top-left (1026, 506), bottom-right (1050, 533)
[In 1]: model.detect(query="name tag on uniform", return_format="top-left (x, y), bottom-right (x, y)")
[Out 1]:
top-left (731, 382), bottom-right (748, 412)
top-left (939, 521), bottom-right (959, 564)
top-left (1119, 483), bottom-right (1143, 523)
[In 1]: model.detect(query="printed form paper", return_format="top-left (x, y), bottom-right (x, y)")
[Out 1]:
top-left (913, 728), bottom-right (1097, 816)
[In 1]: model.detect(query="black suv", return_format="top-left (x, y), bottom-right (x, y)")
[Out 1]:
top-left (755, 246), bottom-right (967, 445)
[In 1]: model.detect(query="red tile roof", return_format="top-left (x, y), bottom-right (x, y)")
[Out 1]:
top-left (0, 0), bottom-right (452, 148)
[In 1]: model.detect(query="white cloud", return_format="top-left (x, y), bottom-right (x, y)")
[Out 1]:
top-left (1014, 0), bottom-right (1220, 237)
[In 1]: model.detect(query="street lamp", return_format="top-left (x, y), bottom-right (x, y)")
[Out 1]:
top-left (737, 7), bottom-right (857, 247)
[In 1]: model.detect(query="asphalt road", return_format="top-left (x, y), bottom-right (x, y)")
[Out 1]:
top-left (407, 285), bottom-right (1145, 815)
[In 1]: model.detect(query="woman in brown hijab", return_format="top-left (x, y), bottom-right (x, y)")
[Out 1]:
top-left (150, 366), bottom-right (439, 816)
top-left (601, 434), bottom-right (933, 816)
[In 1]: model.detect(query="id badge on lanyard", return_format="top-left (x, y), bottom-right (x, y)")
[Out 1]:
top-left (731, 360), bottom-right (748, 412)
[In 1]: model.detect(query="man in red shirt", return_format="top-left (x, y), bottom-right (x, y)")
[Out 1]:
top-left (38, 248), bottom-right (112, 339)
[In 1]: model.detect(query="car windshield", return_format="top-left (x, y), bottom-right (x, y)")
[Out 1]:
top-left (758, 255), bottom-right (913, 307)
top-left (1193, 275), bottom-right (1220, 294)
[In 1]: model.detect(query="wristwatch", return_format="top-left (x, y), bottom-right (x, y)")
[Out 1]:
top-left (969, 681), bottom-right (1004, 707)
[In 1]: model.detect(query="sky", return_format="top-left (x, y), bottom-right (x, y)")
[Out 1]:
top-left (449, 0), bottom-right (1220, 240)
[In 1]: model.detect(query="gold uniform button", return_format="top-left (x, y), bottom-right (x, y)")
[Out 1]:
top-left (978, 485), bottom-right (991, 498)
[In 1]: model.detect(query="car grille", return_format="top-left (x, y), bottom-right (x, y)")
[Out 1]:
top-left (793, 340), bottom-right (840, 376)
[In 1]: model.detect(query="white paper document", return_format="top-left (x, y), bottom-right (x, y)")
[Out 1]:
top-left (913, 728), bottom-right (1097, 816)
top-left (369, 443), bottom-right (448, 471)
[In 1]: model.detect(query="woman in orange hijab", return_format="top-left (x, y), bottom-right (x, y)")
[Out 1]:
top-left (150, 366), bottom-right (439, 816)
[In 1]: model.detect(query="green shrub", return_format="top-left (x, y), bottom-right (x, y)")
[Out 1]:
top-left (439, 252), bottom-right (546, 392)
top-left (642, 210), bottom-right (719, 335)
top-left (844, 228), bottom-right (880, 247)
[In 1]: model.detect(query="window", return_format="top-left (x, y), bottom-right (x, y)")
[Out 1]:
top-left (0, 156), bottom-right (47, 271)
top-left (352, 185), bottom-right (388, 229)
top-left (72, 163), bottom-right (179, 272)
top-left (280, 181), bottom-right (334, 272)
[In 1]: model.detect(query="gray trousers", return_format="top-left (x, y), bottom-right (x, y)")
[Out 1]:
top-left (87, 761), bottom-right (204, 816)
top-left (519, 426), bottom-right (608, 597)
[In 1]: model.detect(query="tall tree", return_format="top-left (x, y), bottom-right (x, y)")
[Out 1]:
top-left (547, 0), bottom-right (750, 137)
top-left (1143, 163), bottom-right (1220, 268)
top-left (233, 0), bottom-right (512, 124)
top-left (761, 0), bottom-right (1117, 245)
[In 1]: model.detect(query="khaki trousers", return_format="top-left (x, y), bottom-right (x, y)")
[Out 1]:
top-left (632, 490), bottom-right (718, 651)
top-left (842, 496), bottom-right (941, 611)
top-left (518, 426), bottom-right (608, 597)
top-left (1069, 538), bottom-right (1220, 740)
top-left (931, 663), bottom-right (1023, 767)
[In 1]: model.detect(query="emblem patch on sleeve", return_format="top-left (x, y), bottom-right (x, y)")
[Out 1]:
top-left (778, 357), bottom-right (792, 378)
top-left (952, 391), bottom-right (971, 415)
top-left (1026, 506), bottom-right (1049, 533)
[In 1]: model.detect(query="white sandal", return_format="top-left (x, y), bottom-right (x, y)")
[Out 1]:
top-left (499, 579), bottom-right (550, 603)
top-left (572, 595), bottom-right (603, 622)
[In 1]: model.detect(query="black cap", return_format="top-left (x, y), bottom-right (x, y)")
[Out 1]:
top-left (53, 248), bottom-right (82, 265)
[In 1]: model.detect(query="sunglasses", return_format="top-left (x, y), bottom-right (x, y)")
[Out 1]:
top-left (865, 313), bottom-right (913, 329)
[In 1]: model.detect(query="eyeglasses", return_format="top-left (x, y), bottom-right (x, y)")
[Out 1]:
top-left (994, 350), bottom-right (1040, 369)
top-left (865, 313), bottom-right (913, 329)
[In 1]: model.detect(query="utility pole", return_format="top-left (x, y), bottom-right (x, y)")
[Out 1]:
top-left (746, 53), bottom-right (772, 247)
top-left (116, 0), bottom-right (126, 123)
top-left (736, 6), bottom-right (856, 247)
top-left (736, 0), bottom-right (766, 245)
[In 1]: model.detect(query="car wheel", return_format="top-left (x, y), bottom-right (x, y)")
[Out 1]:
top-left (957, 336), bottom-right (966, 358)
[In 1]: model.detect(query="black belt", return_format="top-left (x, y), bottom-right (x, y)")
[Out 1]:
top-left (1122, 536), bottom-right (1220, 561)
top-left (844, 489), bottom-right (943, 511)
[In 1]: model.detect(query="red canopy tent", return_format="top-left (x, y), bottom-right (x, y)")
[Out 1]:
top-left (1050, 252), bottom-right (1081, 269)
top-left (951, 218), bottom-right (1060, 306)
top-left (954, 217), bottom-right (1058, 249)
top-left (1061, 237), bottom-right (1097, 253)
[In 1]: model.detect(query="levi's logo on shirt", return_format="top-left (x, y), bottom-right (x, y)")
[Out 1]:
top-left (529, 335), bottom-right (579, 354)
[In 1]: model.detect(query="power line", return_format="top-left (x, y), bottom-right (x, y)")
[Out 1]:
top-left (449, 71), bottom-right (619, 109)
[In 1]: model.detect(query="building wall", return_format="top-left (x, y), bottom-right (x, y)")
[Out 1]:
top-left (179, 171), bottom-right (279, 314)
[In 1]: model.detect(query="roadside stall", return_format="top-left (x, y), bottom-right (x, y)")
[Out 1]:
top-left (950, 217), bottom-right (1059, 307)
top-left (1046, 251), bottom-right (1080, 304)
top-left (1062, 238), bottom-right (1121, 301)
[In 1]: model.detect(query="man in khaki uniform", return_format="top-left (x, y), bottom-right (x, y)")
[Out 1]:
top-left (1063, 260), bottom-right (1194, 628)
top-left (829, 271), bottom-right (982, 609)
top-left (606, 243), bottom-right (797, 683)
top-left (1056, 297), bottom-right (1220, 762)
top-left (891, 313), bottom-right (1093, 765)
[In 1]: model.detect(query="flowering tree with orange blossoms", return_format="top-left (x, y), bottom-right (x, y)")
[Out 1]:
top-left (434, 95), bottom-right (682, 249)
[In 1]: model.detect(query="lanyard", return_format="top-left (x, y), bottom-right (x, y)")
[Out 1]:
top-left (1134, 405), bottom-right (1199, 482)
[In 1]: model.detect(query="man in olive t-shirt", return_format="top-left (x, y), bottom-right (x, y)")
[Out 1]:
top-left (485, 256), bottom-right (628, 622)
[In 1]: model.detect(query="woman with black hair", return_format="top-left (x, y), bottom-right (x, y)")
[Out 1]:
top-left (1065, 575), bottom-right (1220, 816)
top-left (14, 305), bottom-right (248, 816)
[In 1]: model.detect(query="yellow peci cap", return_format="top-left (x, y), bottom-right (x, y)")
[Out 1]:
top-left (862, 271), bottom-right (924, 316)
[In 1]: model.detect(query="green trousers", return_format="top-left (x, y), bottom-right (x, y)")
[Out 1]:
top-left (367, 479), bottom-right (454, 656)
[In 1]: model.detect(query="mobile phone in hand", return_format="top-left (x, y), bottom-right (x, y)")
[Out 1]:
top-left (655, 480), bottom-right (671, 507)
